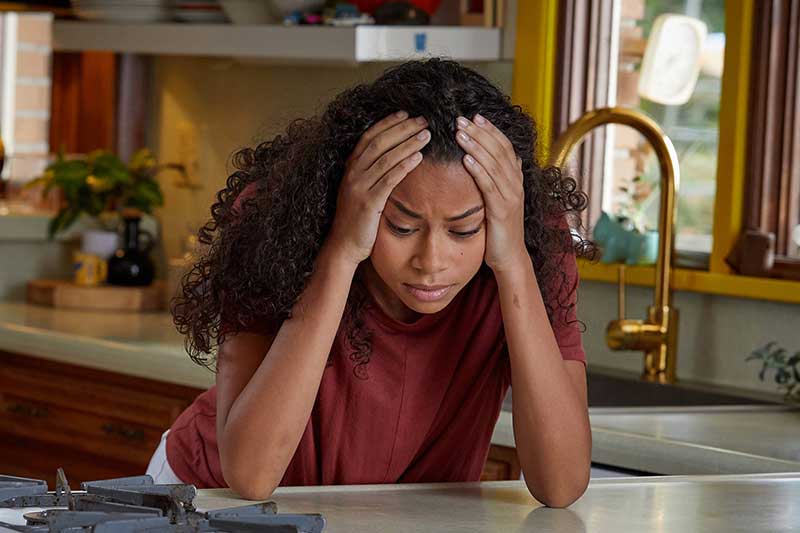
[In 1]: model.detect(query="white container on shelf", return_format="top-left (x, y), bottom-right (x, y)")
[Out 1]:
top-left (81, 229), bottom-right (119, 259)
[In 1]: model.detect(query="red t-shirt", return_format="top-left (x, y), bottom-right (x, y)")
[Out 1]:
top-left (166, 265), bottom-right (586, 488)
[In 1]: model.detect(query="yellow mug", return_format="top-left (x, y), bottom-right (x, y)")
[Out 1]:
top-left (73, 252), bottom-right (108, 286)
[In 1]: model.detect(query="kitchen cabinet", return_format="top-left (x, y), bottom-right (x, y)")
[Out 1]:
top-left (0, 350), bottom-right (203, 487)
top-left (482, 444), bottom-right (521, 481)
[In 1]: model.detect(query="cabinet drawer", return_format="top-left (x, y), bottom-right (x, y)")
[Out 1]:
top-left (0, 354), bottom-right (201, 429)
top-left (0, 393), bottom-right (162, 465)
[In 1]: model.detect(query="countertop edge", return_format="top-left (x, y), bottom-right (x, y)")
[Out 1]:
top-left (491, 410), bottom-right (800, 475)
top-left (0, 318), bottom-right (213, 389)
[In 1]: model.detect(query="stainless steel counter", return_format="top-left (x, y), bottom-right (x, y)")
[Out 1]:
top-left (492, 404), bottom-right (800, 475)
top-left (194, 472), bottom-right (800, 532)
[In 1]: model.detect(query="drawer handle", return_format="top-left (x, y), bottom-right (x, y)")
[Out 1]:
top-left (6, 402), bottom-right (49, 418)
top-left (101, 423), bottom-right (145, 442)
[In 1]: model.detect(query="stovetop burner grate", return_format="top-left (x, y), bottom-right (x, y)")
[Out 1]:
top-left (0, 469), bottom-right (324, 533)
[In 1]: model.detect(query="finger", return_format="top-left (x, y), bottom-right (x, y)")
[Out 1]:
top-left (349, 111), bottom-right (409, 163)
top-left (472, 113), bottom-right (516, 158)
top-left (369, 151), bottom-right (423, 200)
top-left (462, 153), bottom-right (503, 209)
top-left (457, 115), bottom-right (519, 184)
top-left (456, 128), bottom-right (510, 199)
top-left (354, 115), bottom-right (428, 172)
top-left (366, 127), bottom-right (430, 187)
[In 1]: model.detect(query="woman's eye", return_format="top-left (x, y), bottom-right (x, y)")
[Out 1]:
top-left (451, 228), bottom-right (481, 238)
top-left (386, 220), bottom-right (416, 236)
top-left (386, 220), bottom-right (481, 238)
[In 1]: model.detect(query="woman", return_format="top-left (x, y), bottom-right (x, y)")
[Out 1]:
top-left (147, 58), bottom-right (595, 508)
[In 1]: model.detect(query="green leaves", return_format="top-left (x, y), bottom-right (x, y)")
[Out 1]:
top-left (48, 206), bottom-right (82, 237)
top-left (745, 341), bottom-right (800, 403)
top-left (30, 148), bottom-right (168, 238)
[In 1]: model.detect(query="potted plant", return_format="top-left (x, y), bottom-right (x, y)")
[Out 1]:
top-left (26, 147), bottom-right (180, 239)
top-left (745, 341), bottom-right (800, 404)
top-left (593, 174), bottom-right (660, 265)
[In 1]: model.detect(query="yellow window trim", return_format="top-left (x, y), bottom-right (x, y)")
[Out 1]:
top-left (578, 259), bottom-right (800, 304)
top-left (511, 0), bottom-right (558, 161)
top-left (709, 0), bottom-right (754, 274)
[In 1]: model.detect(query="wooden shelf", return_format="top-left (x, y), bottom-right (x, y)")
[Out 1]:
top-left (52, 21), bottom-right (505, 63)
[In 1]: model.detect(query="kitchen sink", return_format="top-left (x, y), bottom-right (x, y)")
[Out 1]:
top-left (502, 369), bottom-right (780, 410)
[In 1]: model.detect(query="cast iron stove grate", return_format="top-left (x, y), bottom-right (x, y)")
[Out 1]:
top-left (0, 469), bottom-right (324, 533)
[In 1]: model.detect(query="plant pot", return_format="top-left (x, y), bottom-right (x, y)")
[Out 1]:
top-left (593, 211), bottom-right (659, 265)
top-left (80, 229), bottom-right (119, 260)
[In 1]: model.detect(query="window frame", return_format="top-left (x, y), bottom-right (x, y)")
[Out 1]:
top-left (739, 0), bottom-right (800, 280)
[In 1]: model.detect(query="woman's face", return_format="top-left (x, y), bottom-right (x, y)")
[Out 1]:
top-left (365, 159), bottom-right (486, 322)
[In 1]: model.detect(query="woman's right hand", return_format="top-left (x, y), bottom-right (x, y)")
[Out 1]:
top-left (326, 110), bottom-right (432, 266)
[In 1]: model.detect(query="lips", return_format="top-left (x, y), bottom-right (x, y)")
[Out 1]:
top-left (405, 283), bottom-right (451, 291)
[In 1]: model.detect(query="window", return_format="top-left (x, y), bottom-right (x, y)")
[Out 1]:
top-left (555, 0), bottom-right (725, 264)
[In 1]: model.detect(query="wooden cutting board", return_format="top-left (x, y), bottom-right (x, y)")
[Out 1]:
top-left (27, 279), bottom-right (166, 312)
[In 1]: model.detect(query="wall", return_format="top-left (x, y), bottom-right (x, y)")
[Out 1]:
top-left (579, 280), bottom-right (799, 396)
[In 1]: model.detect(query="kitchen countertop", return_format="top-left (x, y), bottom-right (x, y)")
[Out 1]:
top-left (2, 301), bottom-right (799, 477)
top-left (0, 302), bottom-right (213, 388)
top-left (194, 472), bottom-right (800, 532)
top-left (493, 404), bottom-right (800, 475)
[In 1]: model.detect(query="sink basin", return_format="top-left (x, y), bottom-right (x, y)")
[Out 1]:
top-left (502, 370), bottom-right (779, 410)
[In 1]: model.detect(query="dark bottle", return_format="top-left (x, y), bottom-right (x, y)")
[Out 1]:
top-left (107, 209), bottom-right (155, 286)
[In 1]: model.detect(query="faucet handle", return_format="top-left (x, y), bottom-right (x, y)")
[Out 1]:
top-left (617, 264), bottom-right (626, 320)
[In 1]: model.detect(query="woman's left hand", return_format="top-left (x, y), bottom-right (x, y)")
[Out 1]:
top-left (455, 113), bottom-right (528, 274)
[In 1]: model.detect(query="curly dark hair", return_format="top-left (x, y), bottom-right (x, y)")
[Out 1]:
top-left (172, 58), bottom-right (595, 374)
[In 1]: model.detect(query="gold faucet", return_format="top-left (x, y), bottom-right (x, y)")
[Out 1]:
top-left (549, 107), bottom-right (681, 384)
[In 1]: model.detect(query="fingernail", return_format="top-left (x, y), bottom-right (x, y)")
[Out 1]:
top-left (417, 129), bottom-right (430, 141)
top-left (457, 131), bottom-right (470, 143)
top-left (474, 114), bottom-right (486, 125)
top-left (396, 110), bottom-right (408, 119)
top-left (465, 154), bottom-right (476, 165)
top-left (457, 116), bottom-right (469, 129)
top-left (416, 116), bottom-right (427, 125)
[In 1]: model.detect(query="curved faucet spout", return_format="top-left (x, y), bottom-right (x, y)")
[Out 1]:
top-left (549, 107), bottom-right (681, 383)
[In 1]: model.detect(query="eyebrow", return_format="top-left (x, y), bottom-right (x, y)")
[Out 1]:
top-left (389, 199), bottom-right (484, 222)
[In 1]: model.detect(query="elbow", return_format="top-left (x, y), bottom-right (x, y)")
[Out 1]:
top-left (223, 462), bottom-right (280, 501)
top-left (526, 469), bottom-right (590, 509)
top-left (533, 490), bottom-right (585, 509)
top-left (219, 439), bottom-right (281, 500)
top-left (230, 481), bottom-right (278, 501)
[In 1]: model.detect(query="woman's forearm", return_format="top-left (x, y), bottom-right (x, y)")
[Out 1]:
top-left (220, 243), bottom-right (358, 498)
top-left (494, 260), bottom-right (591, 508)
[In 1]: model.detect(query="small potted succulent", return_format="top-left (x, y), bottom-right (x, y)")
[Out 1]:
top-left (745, 341), bottom-right (800, 404)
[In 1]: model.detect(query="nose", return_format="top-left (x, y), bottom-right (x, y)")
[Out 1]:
top-left (410, 230), bottom-right (449, 275)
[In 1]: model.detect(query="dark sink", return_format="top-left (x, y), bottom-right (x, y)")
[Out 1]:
top-left (502, 369), bottom-right (779, 410)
